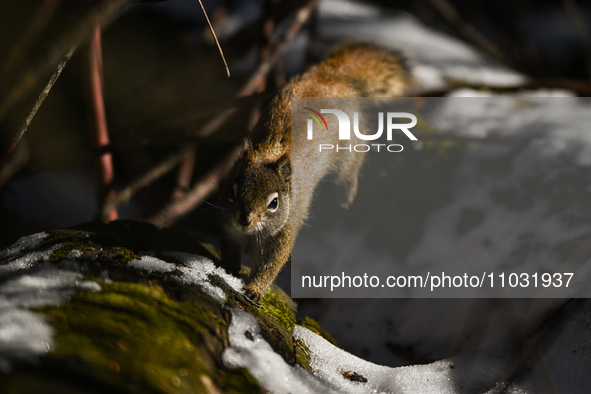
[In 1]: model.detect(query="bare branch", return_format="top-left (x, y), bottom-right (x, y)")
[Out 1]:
top-left (0, 0), bottom-right (64, 83)
top-left (427, 0), bottom-right (507, 64)
top-left (1, 44), bottom-right (76, 164)
top-left (171, 147), bottom-right (197, 201)
top-left (147, 146), bottom-right (242, 228)
top-left (130, 0), bottom-right (321, 226)
top-left (101, 145), bottom-right (196, 217)
top-left (238, 0), bottom-right (320, 97)
top-left (0, 0), bottom-right (131, 124)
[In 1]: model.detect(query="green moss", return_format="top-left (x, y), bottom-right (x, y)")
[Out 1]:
top-left (41, 281), bottom-right (261, 394)
top-left (199, 242), bottom-right (220, 260)
top-left (297, 317), bottom-right (337, 346)
top-left (293, 338), bottom-right (312, 372)
top-left (43, 229), bottom-right (94, 243)
top-left (49, 242), bottom-right (100, 261)
top-left (259, 292), bottom-right (296, 333)
top-left (208, 274), bottom-right (311, 372)
top-left (48, 242), bottom-right (139, 264)
top-left (3, 220), bottom-right (340, 392)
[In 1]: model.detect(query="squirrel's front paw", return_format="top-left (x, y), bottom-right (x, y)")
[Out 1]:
top-left (243, 284), bottom-right (263, 306)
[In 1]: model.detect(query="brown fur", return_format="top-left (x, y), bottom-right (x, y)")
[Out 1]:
top-left (218, 43), bottom-right (411, 304)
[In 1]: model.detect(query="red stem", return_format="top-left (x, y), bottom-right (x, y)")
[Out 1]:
top-left (89, 25), bottom-right (118, 222)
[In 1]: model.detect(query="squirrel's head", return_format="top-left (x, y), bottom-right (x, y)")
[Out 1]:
top-left (221, 143), bottom-right (291, 236)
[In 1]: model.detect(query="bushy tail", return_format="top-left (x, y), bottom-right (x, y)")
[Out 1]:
top-left (304, 42), bottom-right (411, 97)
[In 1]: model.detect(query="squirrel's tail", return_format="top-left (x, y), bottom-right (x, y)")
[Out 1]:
top-left (307, 42), bottom-right (411, 97)
top-left (270, 42), bottom-right (411, 139)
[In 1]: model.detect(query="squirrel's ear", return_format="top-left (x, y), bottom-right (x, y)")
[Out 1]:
top-left (242, 137), bottom-right (255, 161)
top-left (275, 153), bottom-right (291, 181)
top-left (243, 137), bottom-right (252, 150)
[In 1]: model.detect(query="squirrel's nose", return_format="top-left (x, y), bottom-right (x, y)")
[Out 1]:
top-left (237, 212), bottom-right (254, 227)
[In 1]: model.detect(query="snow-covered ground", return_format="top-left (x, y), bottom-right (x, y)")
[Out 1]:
top-left (1, 230), bottom-right (590, 393)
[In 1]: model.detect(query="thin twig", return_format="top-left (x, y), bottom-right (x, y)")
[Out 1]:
top-left (197, 0), bottom-right (230, 77)
top-left (238, 0), bottom-right (319, 97)
top-left (103, 105), bottom-right (237, 213)
top-left (101, 145), bottom-right (196, 216)
top-left (0, 0), bottom-right (64, 83)
top-left (427, 0), bottom-right (507, 64)
top-left (129, 0), bottom-right (316, 138)
top-left (172, 146), bottom-right (197, 200)
top-left (562, 0), bottom-right (591, 82)
top-left (225, 0), bottom-right (307, 51)
top-left (420, 77), bottom-right (591, 96)
top-left (147, 146), bottom-right (242, 228)
top-left (136, 0), bottom-right (320, 226)
top-left (161, 0), bottom-right (318, 135)
top-left (305, 6), bottom-right (320, 68)
top-left (0, 0), bottom-right (130, 124)
top-left (255, 0), bottom-right (275, 93)
top-left (1, 44), bottom-right (76, 165)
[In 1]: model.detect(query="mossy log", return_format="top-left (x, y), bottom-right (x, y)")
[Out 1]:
top-left (0, 221), bottom-right (331, 394)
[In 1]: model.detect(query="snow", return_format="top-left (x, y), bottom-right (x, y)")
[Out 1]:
top-left (129, 252), bottom-right (245, 304)
top-left (293, 322), bottom-right (591, 394)
top-left (223, 0), bottom-right (526, 91)
top-left (0, 234), bottom-right (101, 372)
top-left (223, 307), bottom-right (340, 394)
top-left (1, 235), bottom-right (589, 392)
top-left (403, 94), bottom-right (591, 297)
top-left (165, 251), bottom-right (244, 294)
top-left (294, 92), bottom-right (591, 387)
top-left (128, 255), bottom-right (176, 273)
top-left (0, 232), bottom-right (48, 262)
top-left (0, 233), bottom-right (54, 276)
top-left (0, 308), bottom-right (52, 373)
top-left (315, 0), bottom-right (527, 92)
top-left (127, 252), bottom-right (550, 393)
top-left (294, 93), bottom-right (591, 299)
top-left (222, 311), bottom-right (557, 394)
top-left (294, 325), bottom-right (464, 394)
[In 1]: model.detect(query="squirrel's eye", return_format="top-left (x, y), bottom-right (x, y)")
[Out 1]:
top-left (267, 192), bottom-right (279, 212)
top-left (229, 183), bottom-right (237, 202)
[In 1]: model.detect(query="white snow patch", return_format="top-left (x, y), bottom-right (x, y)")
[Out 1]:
top-left (0, 243), bottom-right (102, 372)
top-left (294, 325), bottom-right (454, 394)
top-left (317, 0), bottom-right (527, 92)
top-left (0, 244), bottom-right (62, 276)
top-left (223, 308), bottom-right (339, 394)
top-left (0, 239), bottom-right (102, 372)
top-left (0, 232), bottom-right (49, 262)
top-left (0, 308), bottom-right (52, 372)
top-left (294, 325), bottom-right (523, 394)
top-left (164, 252), bottom-right (244, 293)
top-left (128, 255), bottom-right (176, 273)
top-left (129, 252), bottom-right (245, 304)
top-left (319, 0), bottom-right (381, 19)
top-left (66, 249), bottom-right (83, 259)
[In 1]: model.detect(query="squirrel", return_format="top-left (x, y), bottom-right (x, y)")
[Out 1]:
top-left (218, 43), bottom-right (410, 304)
